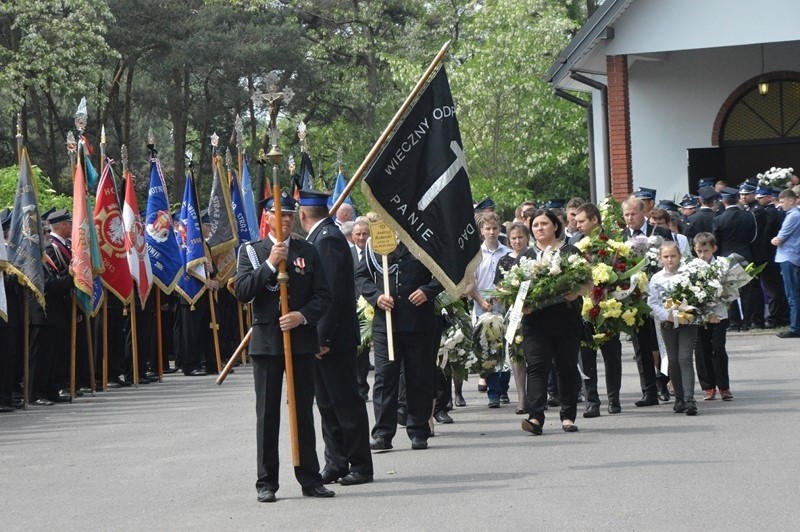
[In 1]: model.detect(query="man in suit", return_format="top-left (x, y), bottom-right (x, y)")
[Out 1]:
top-left (714, 187), bottom-right (758, 330)
top-left (29, 209), bottom-right (74, 405)
top-left (685, 187), bottom-right (718, 245)
top-left (573, 203), bottom-right (623, 417)
top-left (351, 219), bottom-right (371, 400)
top-left (356, 239), bottom-right (443, 451)
top-left (298, 190), bottom-right (373, 487)
top-left (234, 193), bottom-right (334, 503)
top-left (622, 197), bottom-right (673, 407)
top-left (755, 188), bottom-right (789, 327)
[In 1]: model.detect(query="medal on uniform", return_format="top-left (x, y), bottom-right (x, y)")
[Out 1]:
top-left (293, 256), bottom-right (306, 275)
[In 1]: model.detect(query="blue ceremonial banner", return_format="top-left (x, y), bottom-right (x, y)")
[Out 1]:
top-left (230, 170), bottom-right (255, 246)
top-left (175, 173), bottom-right (207, 306)
top-left (239, 155), bottom-right (259, 239)
top-left (328, 169), bottom-right (353, 210)
top-left (6, 148), bottom-right (45, 308)
top-left (144, 158), bottom-right (183, 293)
top-left (361, 64), bottom-right (481, 297)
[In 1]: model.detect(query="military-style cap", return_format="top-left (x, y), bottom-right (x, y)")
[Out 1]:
top-left (679, 194), bottom-right (699, 208)
top-left (657, 199), bottom-right (680, 212)
top-left (634, 187), bottom-right (656, 200)
top-left (47, 208), bottom-right (71, 224)
top-left (543, 199), bottom-right (565, 209)
top-left (697, 178), bottom-right (715, 191)
top-left (698, 186), bottom-right (720, 202)
top-left (0, 207), bottom-right (11, 230)
top-left (738, 182), bottom-right (756, 194)
top-left (474, 197), bottom-right (495, 211)
top-left (755, 187), bottom-right (774, 198)
top-left (772, 186), bottom-right (785, 195)
top-left (720, 187), bottom-right (740, 200)
top-left (261, 192), bottom-right (297, 213)
top-left (41, 207), bottom-right (56, 221)
top-left (298, 189), bottom-right (330, 207)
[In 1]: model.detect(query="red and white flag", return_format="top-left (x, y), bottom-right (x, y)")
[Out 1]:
top-left (123, 169), bottom-right (153, 304)
top-left (94, 163), bottom-right (133, 303)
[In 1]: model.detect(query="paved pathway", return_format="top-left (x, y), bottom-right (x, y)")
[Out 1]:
top-left (1, 331), bottom-right (799, 530)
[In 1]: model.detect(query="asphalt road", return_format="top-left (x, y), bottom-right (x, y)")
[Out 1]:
top-left (2, 330), bottom-right (799, 530)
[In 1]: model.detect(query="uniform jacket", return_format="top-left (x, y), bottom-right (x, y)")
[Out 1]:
top-left (306, 218), bottom-right (359, 352)
top-left (355, 242), bottom-right (443, 333)
top-left (684, 208), bottom-right (715, 243)
top-left (713, 206), bottom-right (757, 262)
top-left (235, 236), bottom-right (331, 356)
top-left (29, 236), bottom-right (73, 326)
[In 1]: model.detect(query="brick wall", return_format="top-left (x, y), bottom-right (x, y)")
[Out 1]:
top-left (607, 55), bottom-right (632, 200)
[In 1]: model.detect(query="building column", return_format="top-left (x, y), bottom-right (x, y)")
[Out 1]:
top-left (607, 55), bottom-right (633, 200)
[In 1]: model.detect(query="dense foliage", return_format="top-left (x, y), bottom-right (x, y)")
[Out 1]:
top-left (0, 0), bottom-right (596, 213)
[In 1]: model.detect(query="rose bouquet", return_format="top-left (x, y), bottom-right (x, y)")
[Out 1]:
top-left (471, 312), bottom-right (506, 374)
top-left (357, 296), bottom-right (374, 350)
top-left (435, 294), bottom-right (475, 380)
top-left (757, 166), bottom-right (794, 189)
top-left (492, 247), bottom-right (592, 311)
top-left (575, 231), bottom-right (651, 347)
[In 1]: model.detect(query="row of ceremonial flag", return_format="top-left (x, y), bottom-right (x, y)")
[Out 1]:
top-left (0, 145), bottom-right (353, 321)
top-left (3, 47), bottom-right (484, 320)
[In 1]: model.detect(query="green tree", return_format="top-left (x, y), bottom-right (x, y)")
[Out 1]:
top-left (450, 0), bottom-right (589, 210)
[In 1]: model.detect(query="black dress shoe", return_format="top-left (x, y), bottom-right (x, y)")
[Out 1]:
top-left (111, 376), bottom-right (133, 387)
top-left (320, 469), bottom-right (342, 484)
top-left (137, 377), bottom-right (151, 385)
top-left (338, 472), bottom-right (373, 486)
top-left (562, 423), bottom-right (579, 432)
top-left (521, 418), bottom-right (543, 435)
top-left (302, 485), bottom-right (335, 498)
top-left (635, 395), bottom-right (659, 407)
top-left (673, 399), bottom-right (686, 413)
top-left (31, 398), bottom-right (54, 406)
top-left (411, 436), bottom-right (428, 450)
top-left (547, 393), bottom-right (560, 407)
top-left (257, 489), bottom-right (277, 503)
top-left (583, 405), bottom-right (600, 418)
top-left (658, 391), bottom-right (670, 402)
top-left (685, 400), bottom-right (698, 416)
top-left (434, 411), bottom-right (453, 424)
top-left (0, 405), bottom-right (14, 413)
top-left (607, 403), bottom-right (622, 414)
top-left (454, 395), bottom-right (467, 407)
top-left (163, 367), bottom-right (179, 374)
top-left (777, 330), bottom-right (800, 338)
top-left (369, 437), bottom-right (393, 451)
top-left (488, 398), bottom-right (500, 408)
top-left (185, 369), bottom-right (208, 377)
top-left (499, 394), bottom-right (510, 404)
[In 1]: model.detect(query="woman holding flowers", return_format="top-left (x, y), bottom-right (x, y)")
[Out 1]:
top-left (494, 222), bottom-right (532, 415)
top-left (647, 242), bottom-right (699, 415)
top-left (518, 210), bottom-right (585, 435)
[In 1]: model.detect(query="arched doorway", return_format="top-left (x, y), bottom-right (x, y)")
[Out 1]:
top-left (689, 72), bottom-right (800, 190)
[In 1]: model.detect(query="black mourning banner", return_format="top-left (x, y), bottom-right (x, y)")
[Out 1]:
top-left (361, 65), bottom-right (481, 297)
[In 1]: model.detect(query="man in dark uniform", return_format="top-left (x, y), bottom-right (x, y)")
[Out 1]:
top-left (741, 181), bottom-right (766, 328)
top-left (298, 190), bottom-right (373, 486)
top-left (1, 208), bottom-right (22, 411)
top-left (234, 193), bottom-right (333, 503)
top-left (29, 209), bottom-right (73, 405)
top-left (356, 238), bottom-right (443, 451)
top-left (714, 187), bottom-right (758, 330)
top-left (755, 187), bottom-right (789, 327)
top-left (684, 187), bottom-right (718, 244)
top-left (622, 197), bottom-right (673, 407)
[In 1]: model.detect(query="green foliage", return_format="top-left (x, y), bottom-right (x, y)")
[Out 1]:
top-left (0, 164), bottom-right (73, 211)
top-left (451, 0), bottom-right (589, 212)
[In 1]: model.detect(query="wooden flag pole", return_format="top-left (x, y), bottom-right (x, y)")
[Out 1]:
top-left (102, 298), bottom-right (109, 390)
top-left (216, 328), bottom-right (252, 385)
top-left (328, 40), bottom-right (451, 217)
top-left (155, 288), bottom-right (164, 380)
top-left (85, 314), bottom-right (96, 395)
top-left (130, 302), bottom-right (140, 388)
top-left (381, 255), bottom-right (396, 362)
top-left (208, 290), bottom-right (222, 373)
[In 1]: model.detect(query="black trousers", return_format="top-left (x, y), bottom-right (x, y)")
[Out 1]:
top-left (762, 264), bottom-right (789, 325)
top-left (434, 367), bottom-right (452, 415)
top-left (180, 300), bottom-right (212, 374)
top-left (730, 278), bottom-right (764, 328)
top-left (523, 326), bottom-right (581, 425)
top-left (371, 329), bottom-right (436, 442)
top-left (632, 319), bottom-right (658, 396)
top-left (314, 347), bottom-right (373, 476)
top-left (252, 354), bottom-right (321, 493)
top-left (356, 344), bottom-right (370, 398)
top-left (0, 325), bottom-right (17, 406)
top-left (695, 319), bottom-right (730, 391)
top-left (29, 325), bottom-right (58, 400)
top-left (580, 333), bottom-right (622, 407)
top-left (94, 305), bottom-right (129, 381)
